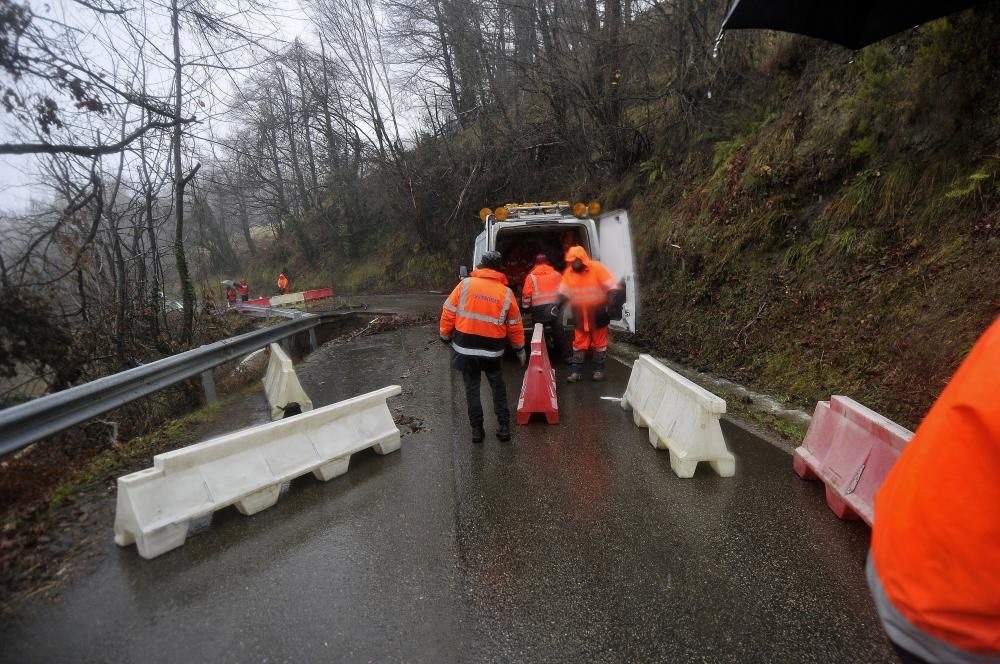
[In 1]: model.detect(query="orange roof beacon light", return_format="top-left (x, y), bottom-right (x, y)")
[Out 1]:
top-left (482, 200), bottom-right (576, 221)
top-left (587, 200), bottom-right (602, 216)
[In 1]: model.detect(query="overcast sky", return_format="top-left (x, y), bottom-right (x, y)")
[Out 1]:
top-left (0, 0), bottom-right (314, 214)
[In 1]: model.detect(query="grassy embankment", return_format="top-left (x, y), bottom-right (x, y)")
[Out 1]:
top-left (623, 21), bottom-right (999, 429)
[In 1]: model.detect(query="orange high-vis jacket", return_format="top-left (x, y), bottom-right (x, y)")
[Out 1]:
top-left (277, 273), bottom-right (289, 290)
top-left (440, 268), bottom-right (525, 358)
top-left (522, 264), bottom-right (562, 308)
top-left (871, 316), bottom-right (1000, 655)
top-left (559, 246), bottom-right (617, 332)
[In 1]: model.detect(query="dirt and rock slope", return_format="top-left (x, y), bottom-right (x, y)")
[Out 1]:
top-left (623, 18), bottom-right (1000, 428)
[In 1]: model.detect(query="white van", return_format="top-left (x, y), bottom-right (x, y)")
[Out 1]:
top-left (461, 201), bottom-right (639, 334)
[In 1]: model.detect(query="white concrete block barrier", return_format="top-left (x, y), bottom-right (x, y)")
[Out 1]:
top-left (269, 292), bottom-right (306, 307)
top-left (114, 385), bottom-right (402, 559)
top-left (620, 355), bottom-right (736, 478)
top-left (263, 342), bottom-right (314, 420)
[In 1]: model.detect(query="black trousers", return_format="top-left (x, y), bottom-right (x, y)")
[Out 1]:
top-left (456, 355), bottom-right (510, 428)
top-left (530, 306), bottom-right (570, 363)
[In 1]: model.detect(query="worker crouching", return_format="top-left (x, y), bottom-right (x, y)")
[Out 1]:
top-left (554, 245), bottom-right (623, 382)
top-left (440, 251), bottom-right (526, 443)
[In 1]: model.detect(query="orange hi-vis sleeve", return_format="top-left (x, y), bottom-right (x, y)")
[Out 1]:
top-left (871, 316), bottom-right (1000, 654)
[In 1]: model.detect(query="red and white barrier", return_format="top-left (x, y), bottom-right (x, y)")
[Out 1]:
top-left (240, 287), bottom-right (335, 309)
top-left (516, 324), bottom-right (559, 425)
top-left (793, 395), bottom-right (913, 525)
top-left (304, 288), bottom-right (334, 301)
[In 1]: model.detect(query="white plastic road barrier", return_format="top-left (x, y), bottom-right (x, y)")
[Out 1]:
top-left (620, 354), bottom-right (736, 478)
top-left (263, 343), bottom-right (314, 420)
top-left (270, 292), bottom-right (306, 307)
top-left (114, 385), bottom-right (402, 559)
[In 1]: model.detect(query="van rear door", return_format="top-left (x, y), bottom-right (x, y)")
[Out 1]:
top-left (473, 230), bottom-right (487, 268)
top-left (598, 209), bottom-right (639, 333)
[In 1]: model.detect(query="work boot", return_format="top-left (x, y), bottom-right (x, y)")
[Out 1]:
top-left (569, 349), bottom-right (586, 383)
top-left (592, 350), bottom-right (607, 382)
top-left (496, 422), bottom-right (511, 442)
top-left (471, 426), bottom-right (485, 443)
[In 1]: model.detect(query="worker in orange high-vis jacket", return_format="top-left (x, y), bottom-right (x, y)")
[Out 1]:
top-left (440, 251), bottom-right (526, 443)
top-left (522, 254), bottom-right (562, 315)
top-left (522, 253), bottom-right (568, 361)
top-left (867, 316), bottom-right (1000, 664)
top-left (277, 270), bottom-right (289, 295)
top-left (551, 245), bottom-right (622, 383)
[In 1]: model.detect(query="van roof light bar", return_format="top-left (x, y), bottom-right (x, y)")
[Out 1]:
top-left (500, 201), bottom-right (572, 220)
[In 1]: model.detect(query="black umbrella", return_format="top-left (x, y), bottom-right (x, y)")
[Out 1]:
top-left (720, 0), bottom-right (991, 49)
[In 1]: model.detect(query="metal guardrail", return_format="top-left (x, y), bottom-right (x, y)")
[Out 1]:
top-left (0, 314), bottom-right (322, 457)
top-left (233, 304), bottom-right (313, 319)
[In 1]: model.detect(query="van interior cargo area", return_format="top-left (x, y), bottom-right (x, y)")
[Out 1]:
top-left (495, 225), bottom-right (589, 301)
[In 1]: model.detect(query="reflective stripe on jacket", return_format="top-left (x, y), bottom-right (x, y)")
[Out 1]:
top-left (559, 246), bottom-right (617, 332)
top-left (522, 264), bottom-right (561, 308)
top-left (440, 268), bottom-right (526, 358)
top-left (870, 316), bottom-right (1000, 657)
top-left (559, 246), bottom-right (617, 307)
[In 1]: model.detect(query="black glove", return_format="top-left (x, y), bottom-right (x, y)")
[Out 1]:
top-left (440, 335), bottom-right (452, 344)
top-left (548, 296), bottom-right (567, 320)
top-left (516, 349), bottom-right (527, 366)
top-left (606, 287), bottom-right (625, 320)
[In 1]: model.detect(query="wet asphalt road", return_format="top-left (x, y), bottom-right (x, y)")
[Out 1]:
top-left (0, 316), bottom-right (895, 663)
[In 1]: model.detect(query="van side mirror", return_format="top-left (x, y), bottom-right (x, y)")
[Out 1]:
top-left (459, 265), bottom-right (469, 279)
